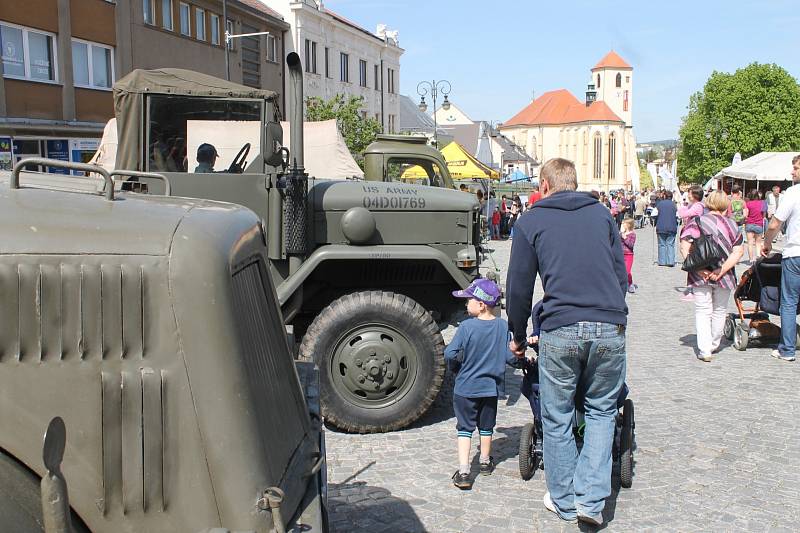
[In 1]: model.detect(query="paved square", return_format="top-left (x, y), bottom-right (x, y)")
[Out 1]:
top-left (324, 227), bottom-right (800, 532)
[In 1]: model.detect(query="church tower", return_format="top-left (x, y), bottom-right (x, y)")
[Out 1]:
top-left (591, 51), bottom-right (633, 127)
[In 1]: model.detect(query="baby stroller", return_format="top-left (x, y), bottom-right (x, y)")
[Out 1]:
top-left (517, 357), bottom-right (635, 489)
top-left (724, 253), bottom-right (795, 351)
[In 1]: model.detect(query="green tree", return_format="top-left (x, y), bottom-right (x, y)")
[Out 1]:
top-left (677, 63), bottom-right (800, 184)
top-left (639, 162), bottom-right (654, 190)
top-left (305, 94), bottom-right (382, 168)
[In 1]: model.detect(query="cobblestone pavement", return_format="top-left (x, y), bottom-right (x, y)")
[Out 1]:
top-left (323, 227), bottom-right (800, 532)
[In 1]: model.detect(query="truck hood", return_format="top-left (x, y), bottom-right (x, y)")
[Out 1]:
top-left (309, 180), bottom-right (479, 212)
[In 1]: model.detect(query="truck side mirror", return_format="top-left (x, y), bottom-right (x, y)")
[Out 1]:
top-left (265, 122), bottom-right (285, 168)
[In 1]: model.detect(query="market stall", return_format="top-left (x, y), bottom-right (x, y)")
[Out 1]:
top-left (713, 151), bottom-right (799, 194)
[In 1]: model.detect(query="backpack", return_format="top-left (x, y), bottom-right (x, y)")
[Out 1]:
top-left (731, 199), bottom-right (746, 224)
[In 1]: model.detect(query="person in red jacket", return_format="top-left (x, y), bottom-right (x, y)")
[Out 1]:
top-left (528, 185), bottom-right (541, 208)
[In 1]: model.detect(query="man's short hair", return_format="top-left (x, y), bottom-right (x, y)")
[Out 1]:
top-left (731, 184), bottom-right (741, 195)
top-left (793, 154), bottom-right (800, 165)
top-left (540, 158), bottom-right (578, 192)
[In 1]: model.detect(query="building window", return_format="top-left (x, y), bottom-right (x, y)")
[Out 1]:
top-left (623, 90), bottom-right (629, 112)
top-left (361, 110), bottom-right (367, 120)
top-left (72, 39), bottom-right (114, 89)
top-left (304, 39), bottom-right (317, 73)
top-left (388, 114), bottom-right (396, 133)
top-left (625, 75), bottom-right (630, 84)
top-left (608, 133), bottom-right (616, 180)
top-left (374, 64), bottom-right (379, 90)
top-left (324, 47), bottom-right (330, 77)
top-left (266, 33), bottom-right (276, 62)
top-left (241, 23), bottom-right (260, 88)
top-left (596, 73), bottom-right (600, 88)
top-left (340, 52), bottom-right (349, 82)
top-left (387, 68), bottom-right (395, 93)
top-left (0, 22), bottom-right (58, 82)
top-left (161, 0), bottom-right (173, 30)
top-left (615, 73), bottom-right (622, 88)
top-left (195, 8), bottom-right (206, 41)
top-left (210, 14), bottom-right (220, 45)
top-left (593, 133), bottom-right (602, 181)
top-left (179, 3), bottom-right (190, 35)
top-left (226, 19), bottom-right (234, 49)
top-left (359, 59), bottom-right (367, 87)
top-left (143, 0), bottom-right (155, 25)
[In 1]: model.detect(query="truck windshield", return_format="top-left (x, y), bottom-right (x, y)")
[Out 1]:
top-left (146, 95), bottom-right (263, 173)
top-left (386, 158), bottom-right (444, 187)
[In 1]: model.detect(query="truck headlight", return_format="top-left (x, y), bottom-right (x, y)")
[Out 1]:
top-left (456, 247), bottom-right (477, 268)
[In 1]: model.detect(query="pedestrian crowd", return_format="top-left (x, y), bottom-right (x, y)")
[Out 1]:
top-left (444, 154), bottom-right (800, 527)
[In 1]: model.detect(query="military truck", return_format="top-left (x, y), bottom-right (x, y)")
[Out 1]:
top-left (108, 53), bottom-right (481, 433)
top-left (0, 160), bottom-right (326, 532)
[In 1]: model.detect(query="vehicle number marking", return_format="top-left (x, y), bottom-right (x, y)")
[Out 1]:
top-left (362, 196), bottom-right (426, 209)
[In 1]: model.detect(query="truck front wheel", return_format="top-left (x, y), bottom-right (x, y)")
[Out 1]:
top-left (299, 291), bottom-right (445, 433)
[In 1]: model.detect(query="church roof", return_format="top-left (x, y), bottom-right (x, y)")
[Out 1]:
top-left (501, 89), bottom-right (623, 127)
top-left (592, 50), bottom-right (632, 70)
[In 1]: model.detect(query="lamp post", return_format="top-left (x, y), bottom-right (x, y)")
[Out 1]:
top-left (417, 80), bottom-right (451, 149)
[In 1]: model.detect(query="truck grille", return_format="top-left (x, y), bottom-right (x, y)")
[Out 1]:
top-left (231, 259), bottom-right (309, 475)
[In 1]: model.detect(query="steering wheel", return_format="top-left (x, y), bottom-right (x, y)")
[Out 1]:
top-left (227, 142), bottom-right (251, 174)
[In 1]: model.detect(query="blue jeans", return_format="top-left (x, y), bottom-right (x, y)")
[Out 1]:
top-left (778, 257), bottom-right (800, 356)
top-left (657, 231), bottom-right (676, 266)
top-left (539, 322), bottom-right (627, 519)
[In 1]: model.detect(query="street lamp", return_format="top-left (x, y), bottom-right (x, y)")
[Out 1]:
top-left (417, 79), bottom-right (452, 149)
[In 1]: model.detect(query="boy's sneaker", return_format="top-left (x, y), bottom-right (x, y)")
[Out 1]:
top-left (771, 349), bottom-right (796, 362)
top-left (479, 457), bottom-right (495, 476)
top-left (451, 470), bottom-right (472, 490)
top-left (542, 492), bottom-right (577, 523)
top-left (577, 511), bottom-right (604, 526)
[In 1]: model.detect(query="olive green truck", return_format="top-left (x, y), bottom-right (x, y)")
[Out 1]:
top-left (109, 52), bottom-right (481, 433)
top-left (0, 161), bottom-right (326, 532)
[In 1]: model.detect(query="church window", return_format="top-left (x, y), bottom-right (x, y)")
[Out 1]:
top-left (597, 74), bottom-right (600, 88)
top-left (615, 73), bottom-right (622, 88)
top-left (608, 133), bottom-right (616, 181)
top-left (623, 90), bottom-right (629, 112)
top-left (626, 75), bottom-right (630, 84)
top-left (593, 133), bottom-right (602, 181)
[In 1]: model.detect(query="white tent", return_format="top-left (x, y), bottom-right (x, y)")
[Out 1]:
top-left (89, 118), bottom-right (364, 180)
top-left (714, 151), bottom-right (799, 185)
top-left (281, 120), bottom-right (364, 179)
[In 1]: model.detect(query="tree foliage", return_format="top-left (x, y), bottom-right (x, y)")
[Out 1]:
top-left (305, 94), bottom-right (382, 168)
top-left (639, 162), bottom-right (654, 190)
top-left (677, 63), bottom-right (800, 184)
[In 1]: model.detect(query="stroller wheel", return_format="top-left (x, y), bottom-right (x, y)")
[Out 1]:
top-left (518, 423), bottom-right (538, 480)
top-left (733, 324), bottom-right (749, 351)
top-left (723, 315), bottom-right (736, 341)
top-left (619, 399), bottom-right (634, 488)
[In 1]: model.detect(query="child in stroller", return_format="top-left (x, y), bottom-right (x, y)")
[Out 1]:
top-left (517, 301), bottom-right (635, 489)
top-left (724, 252), bottom-right (800, 352)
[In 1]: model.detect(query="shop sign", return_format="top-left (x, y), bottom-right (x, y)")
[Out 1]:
top-left (69, 138), bottom-right (100, 175)
top-left (45, 139), bottom-right (70, 174)
top-left (0, 137), bottom-right (13, 172)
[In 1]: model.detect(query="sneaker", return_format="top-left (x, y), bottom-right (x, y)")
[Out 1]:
top-left (452, 470), bottom-right (472, 490)
top-left (771, 349), bottom-right (796, 362)
top-left (627, 285), bottom-right (636, 294)
top-left (479, 457), bottom-right (495, 476)
top-left (577, 510), bottom-right (604, 526)
top-left (697, 353), bottom-right (712, 362)
top-left (542, 492), bottom-right (577, 523)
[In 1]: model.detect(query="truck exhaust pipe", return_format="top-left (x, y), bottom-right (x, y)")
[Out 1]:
top-left (284, 52), bottom-right (309, 277)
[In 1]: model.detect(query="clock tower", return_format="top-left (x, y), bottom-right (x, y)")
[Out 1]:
top-left (591, 50), bottom-right (633, 127)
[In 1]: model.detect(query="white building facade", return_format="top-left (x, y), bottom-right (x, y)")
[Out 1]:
top-left (499, 51), bottom-right (639, 191)
top-left (269, 0), bottom-right (403, 133)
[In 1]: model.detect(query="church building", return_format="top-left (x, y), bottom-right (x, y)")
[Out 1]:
top-left (499, 51), bottom-right (639, 191)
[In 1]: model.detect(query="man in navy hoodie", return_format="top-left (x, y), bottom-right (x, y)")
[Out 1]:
top-left (507, 158), bottom-right (628, 526)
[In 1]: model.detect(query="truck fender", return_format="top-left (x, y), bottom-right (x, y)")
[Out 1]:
top-left (276, 245), bottom-right (471, 305)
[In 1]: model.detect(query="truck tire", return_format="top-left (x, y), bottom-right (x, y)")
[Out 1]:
top-left (299, 291), bottom-right (445, 433)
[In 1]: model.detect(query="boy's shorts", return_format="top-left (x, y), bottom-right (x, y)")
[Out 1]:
top-left (454, 394), bottom-right (498, 436)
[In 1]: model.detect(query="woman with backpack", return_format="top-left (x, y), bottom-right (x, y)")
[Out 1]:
top-left (729, 185), bottom-right (748, 240)
top-left (679, 190), bottom-right (745, 362)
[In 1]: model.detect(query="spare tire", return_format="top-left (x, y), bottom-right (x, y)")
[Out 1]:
top-left (299, 291), bottom-right (445, 433)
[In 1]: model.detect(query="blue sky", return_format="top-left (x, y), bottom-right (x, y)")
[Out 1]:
top-left (325, 0), bottom-right (800, 142)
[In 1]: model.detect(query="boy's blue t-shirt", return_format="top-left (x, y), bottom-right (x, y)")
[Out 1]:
top-left (444, 317), bottom-right (516, 397)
